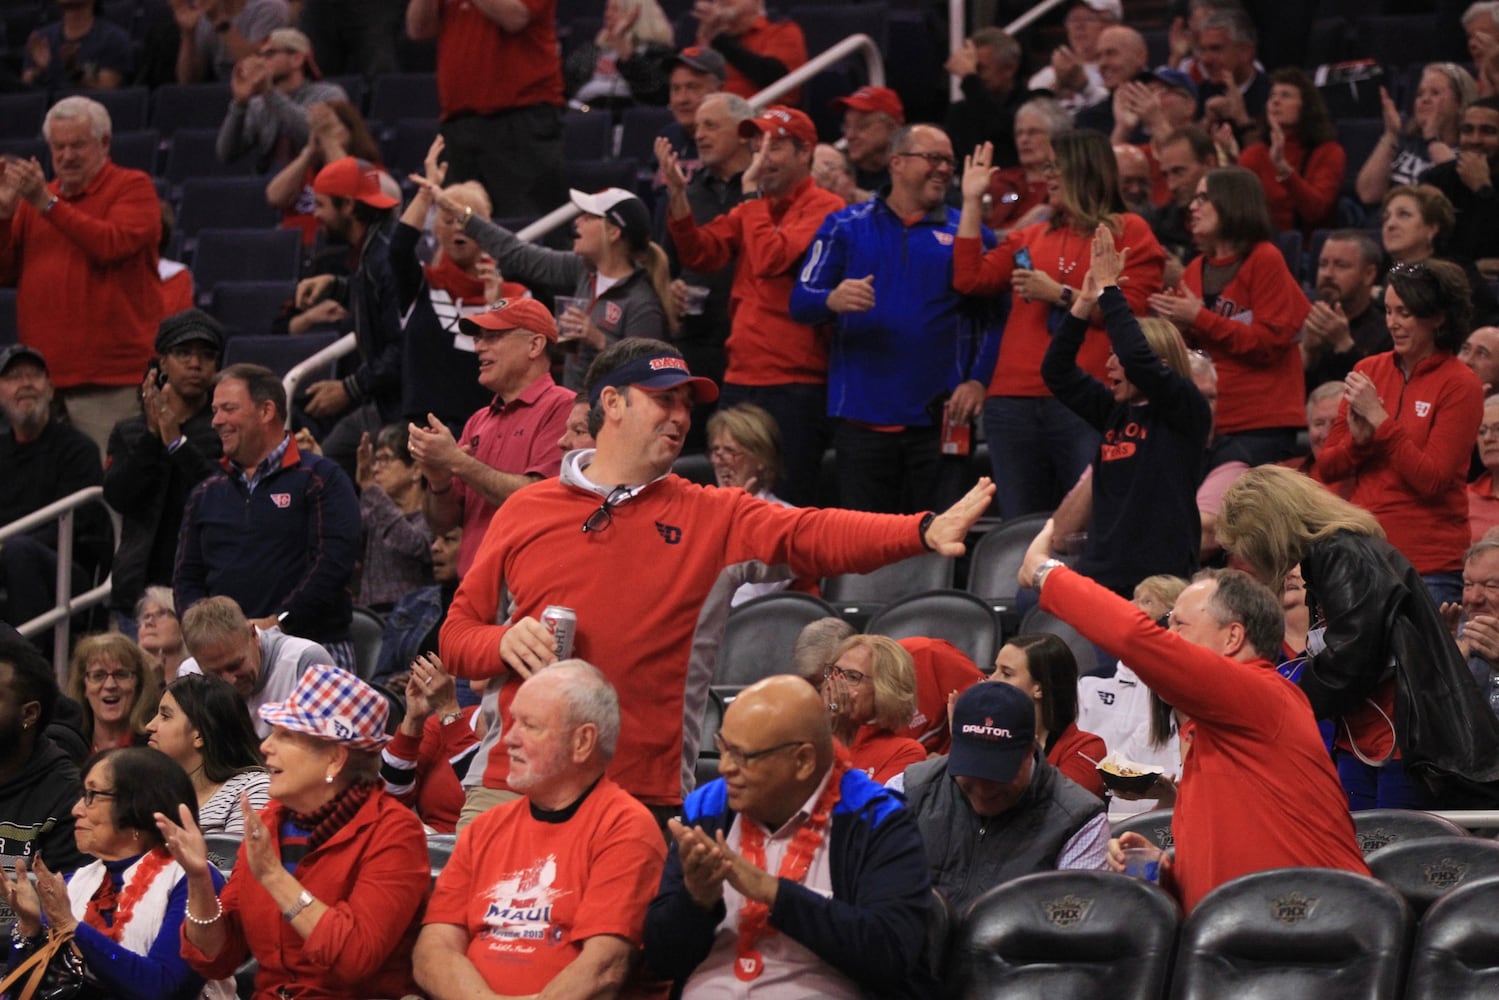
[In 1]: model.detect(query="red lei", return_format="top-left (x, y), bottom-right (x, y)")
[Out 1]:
top-left (733, 756), bottom-right (850, 980)
top-left (83, 847), bottom-right (173, 942)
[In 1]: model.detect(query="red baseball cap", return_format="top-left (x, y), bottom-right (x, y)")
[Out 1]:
top-left (459, 297), bottom-right (557, 342)
top-left (738, 105), bottom-right (818, 147)
top-left (830, 86), bottom-right (905, 123)
top-left (313, 156), bottom-right (399, 209)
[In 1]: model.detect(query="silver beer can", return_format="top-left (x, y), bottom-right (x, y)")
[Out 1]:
top-left (541, 605), bottom-right (577, 660)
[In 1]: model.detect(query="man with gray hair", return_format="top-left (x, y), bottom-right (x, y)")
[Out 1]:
top-left (1195, 7), bottom-right (1270, 131)
top-left (944, 27), bottom-right (1028, 166)
top-left (415, 660), bottom-right (666, 998)
top-left (0, 95), bottom-right (162, 457)
top-left (1453, 536), bottom-right (1499, 717)
top-left (791, 616), bottom-right (856, 684)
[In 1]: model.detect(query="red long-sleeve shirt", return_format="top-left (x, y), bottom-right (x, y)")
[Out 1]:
top-left (668, 175), bottom-right (843, 386)
top-left (1239, 137), bottom-right (1346, 234)
top-left (0, 160), bottom-right (161, 388)
top-left (1317, 350), bottom-right (1483, 574)
top-left (719, 16), bottom-right (807, 104)
top-left (1040, 566), bottom-right (1368, 913)
top-left (952, 214), bottom-right (1165, 396)
top-left (1181, 241), bottom-right (1311, 434)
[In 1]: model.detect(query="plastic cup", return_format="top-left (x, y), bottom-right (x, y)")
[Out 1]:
top-left (1122, 847), bottom-right (1161, 883)
top-left (554, 296), bottom-right (590, 340)
top-left (683, 284), bottom-right (711, 316)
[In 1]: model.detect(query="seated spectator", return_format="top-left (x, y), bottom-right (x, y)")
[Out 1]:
top-left (373, 528), bottom-right (462, 692)
top-left (1144, 124), bottom-right (1216, 265)
top-left (707, 403), bottom-right (796, 605)
top-left (1419, 97), bottom-right (1499, 267)
top-left (1464, 327), bottom-right (1499, 397)
top-left (67, 633), bottom-right (159, 755)
top-left (266, 100), bottom-right (382, 245)
top-left (172, 0), bottom-right (290, 83)
top-left (1074, 26), bottom-right (1149, 140)
top-left (983, 97), bottom-right (1070, 233)
top-left (1027, 0), bottom-right (1114, 113)
top-left (1471, 395), bottom-right (1499, 540)
top-left (823, 635), bottom-right (928, 784)
top-left (1381, 183), bottom-right (1499, 328)
top-left (136, 587), bottom-right (189, 683)
top-left (177, 596), bottom-right (333, 737)
top-left (159, 664), bottom-right (429, 999)
top-left (1466, 2), bottom-right (1499, 99)
top-left (19, 0), bottom-right (132, 89)
top-left (690, 0), bottom-right (807, 104)
top-left (644, 675), bottom-right (937, 995)
top-left (414, 661), bottom-right (661, 993)
top-left (790, 616), bottom-right (856, 684)
top-left (895, 637), bottom-right (985, 754)
top-left (897, 681), bottom-right (1108, 915)
top-left (0, 636), bottom-right (87, 874)
top-left (1357, 63), bottom-right (1476, 207)
top-left (1194, 7), bottom-right (1270, 138)
top-left (654, 47), bottom-right (728, 183)
top-left (157, 203), bottom-right (193, 316)
top-left (1280, 381), bottom-right (1351, 496)
top-left (380, 654), bottom-right (484, 833)
top-left (831, 86), bottom-right (903, 193)
top-left (105, 310), bottom-right (225, 629)
top-left (811, 143), bottom-right (866, 205)
top-left (1238, 68), bottom-right (1345, 234)
top-left (354, 424), bottom-right (432, 613)
top-left (146, 673), bottom-right (270, 836)
top-left (994, 633), bottom-right (1107, 796)
top-left (216, 28), bottom-right (348, 170)
top-left (1114, 143), bottom-right (1152, 214)
top-left (1301, 230), bottom-right (1391, 391)
top-left (0, 346), bottom-right (111, 636)
top-left (1122, 70), bottom-right (1201, 201)
top-left (565, 0), bottom-right (677, 111)
top-left (944, 28), bottom-right (1030, 168)
top-left (1453, 536), bottom-right (1499, 712)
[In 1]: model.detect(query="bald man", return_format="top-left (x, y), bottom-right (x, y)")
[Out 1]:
top-left (644, 676), bottom-right (936, 997)
top-left (1076, 25), bottom-right (1149, 139)
top-left (1114, 143), bottom-right (1152, 214)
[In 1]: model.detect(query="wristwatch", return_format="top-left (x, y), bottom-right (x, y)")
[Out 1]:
top-left (1032, 558), bottom-right (1065, 592)
top-left (282, 889), bottom-right (314, 922)
top-left (440, 710), bottom-right (463, 726)
top-left (1057, 286), bottom-right (1075, 309)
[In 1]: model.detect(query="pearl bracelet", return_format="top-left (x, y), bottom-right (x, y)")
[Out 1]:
top-left (184, 896), bottom-right (223, 926)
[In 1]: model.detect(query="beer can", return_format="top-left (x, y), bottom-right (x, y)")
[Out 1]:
top-left (541, 605), bottom-right (577, 660)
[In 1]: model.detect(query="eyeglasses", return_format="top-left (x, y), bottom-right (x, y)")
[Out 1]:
top-left (708, 444), bottom-right (745, 461)
top-left (582, 485), bottom-right (630, 533)
top-left (138, 608), bottom-right (176, 624)
top-left (713, 735), bottom-right (807, 768)
top-left (80, 787), bottom-right (117, 807)
top-left (371, 451), bottom-right (401, 466)
top-left (1038, 160), bottom-right (1059, 176)
top-left (823, 664), bottom-right (868, 685)
top-left (898, 151), bottom-right (957, 170)
top-left (1189, 191), bottom-right (1210, 206)
top-left (84, 669), bottom-right (137, 687)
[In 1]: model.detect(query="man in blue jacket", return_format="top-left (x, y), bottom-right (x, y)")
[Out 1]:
top-left (644, 675), bottom-right (936, 998)
top-left (790, 123), bottom-right (1000, 513)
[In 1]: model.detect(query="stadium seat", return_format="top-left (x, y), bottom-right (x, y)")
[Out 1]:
top-left (1354, 16), bottom-right (1442, 70)
top-left (948, 870), bottom-right (1180, 999)
top-left (1335, 117), bottom-right (1387, 203)
top-left (0, 92), bottom-right (47, 139)
top-left (562, 110), bottom-right (612, 161)
top-left (327, 74), bottom-right (368, 115)
top-left (368, 73), bottom-right (440, 125)
top-left (192, 228), bottom-right (302, 303)
top-left (203, 834), bottom-right (241, 872)
top-left (178, 176), bottom-right (280, 242)
top-left (164, 128), bottom-right (257, 185)
top-left (928, 888), bottom-right (952, 980)
top-left (1365, 835), bottom-right (1499, 919)
top-left (1404, 874), bottom-right (1499, 1000)
top-left (151, 82), bottom-right (234, 134)
top-left (1351, 808), bottom-right (1468, 857)
top-left (210, 280), bottom-right (295, 339)
top-left (866, 589), bottom-right (998, 674)
top-left (565, 157), bottom-right (641, 195)
top-left (383, 118), bottom-right (440, 180)
top-left (671, 452), bottom-right (714, 486)
top-left (1171, 867), bottom-right (1409, 1000)
top-left (965, 512), bottom-right (1052, 629)
top-left (1274, 230), bottom-right (1304, 284)
top-left (109, 129), bottom-right (161, 176)
top-left (348, 606), bottom-right (386, 683)
top-left (822, 552), bottom-right (955, 626)
top-left (618, 105), bottom-right (674, 164)
top-left (82, 85), bottom-right (150, 132)
top-left (1018, 605), bottom-right (1107, 677)
top-left (714, 591), bottom-right (839, 687)
top-left (1109, 808), bottom-right (1174, 850)
top-left (222, 332), bottom-right (338, 378)
top-left (427, 833), bottom-right (457, 879)
top-left (794, 3), bottom-right (889, 57)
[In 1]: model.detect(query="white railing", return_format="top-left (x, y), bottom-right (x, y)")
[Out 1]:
top-left (950, 0), bottom-right (1076, 99)
top-left (283, 332), bottom-right (357, 422)
top-left (1432, 811), bottom-right (1499, 829)
top-left (2, 486), bottom-right (113, 681)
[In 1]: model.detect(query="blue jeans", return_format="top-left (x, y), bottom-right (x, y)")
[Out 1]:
top-left (982, 396), bottom-right (1100, 519)
top-left (1420, 571), bottom-right (1463, 609)
top-left (1335, 749), bottom-right (1432, 811)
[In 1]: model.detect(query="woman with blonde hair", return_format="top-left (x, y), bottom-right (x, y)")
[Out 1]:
top-left (565, 0), bottom-right (677, 109)
top-left (1218, 464), bottom-right (1499, 810)
top-left (823, 634), bottom-right (927, 783)
top-left (1356, 63), bottom-right (1476, 206)
top-left (68, 633), bottom-right (160, 754)
top-left (1042, 224), bottom-right (1210, 596)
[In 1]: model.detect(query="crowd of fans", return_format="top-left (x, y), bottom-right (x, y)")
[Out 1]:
top-left (4, 0), bottom-right (1499, 995)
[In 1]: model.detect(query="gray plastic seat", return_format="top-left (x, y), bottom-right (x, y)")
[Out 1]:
top-left (1351, 808), bottom-right (1468, 857)
top-left (1404, 873), bottom-right (1499, 1000)
top-left (713, 591), bottom-right (837, 687)
top-left (867, 589), bottom-right (998, 674)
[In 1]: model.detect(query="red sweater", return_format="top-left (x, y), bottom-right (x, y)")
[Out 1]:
top-left (433, 0), bottom-right (562, 117)
top-left (181, 792), bottom-right (428, 999)
top-left (441, 473), bottom-right (927, 804)
top-left (1048, 721), bottom-right (1107, 798)
top-left (896, 636), bottom-right (986, 754)
top-left (848, 726), bottom-right (928, 784)
top-left (1239, 137), bottom-right (1346, 233)
top-left (668, 176), bottom-right (844, 386)
top-left (0, 161), bottom-right (161, 388)
top-left (953, 214), bottom-right (1166, 396)
top-left (720, 17), bottom-right (807, 103)
top-left (1317, 350), bottom-right (1483, 574)
top-left (1041, 566), bottom-right (1368, 913)
top-left (383, 708), bottom-right (481, 834)
top-left (1181, 241), bottom-right (1311, 434)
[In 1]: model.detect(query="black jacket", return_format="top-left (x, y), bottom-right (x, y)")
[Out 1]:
top-left (0, 739), bottom-right (87, 874)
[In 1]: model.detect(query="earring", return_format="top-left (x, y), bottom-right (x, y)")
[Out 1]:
top-left (324, 773), bottom-right (334, 784)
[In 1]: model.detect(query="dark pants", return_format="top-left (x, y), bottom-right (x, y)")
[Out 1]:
top-left (718, 382), bottom-right (828, 508)
top-left (1335, 749), bottom-right (1432, 811)
top-left (832, 421), bottom-right (966, 514)
top-left (299, 0), bottom-right (405, 75)
top-left (1218, 426), bottom-right (1299, 467)
top-left (982, 396), bottom-right (1100, 519)
top-left (441, 107), bottom-right (568, 223)
top-left (0, 534), bottom-right (89, 642)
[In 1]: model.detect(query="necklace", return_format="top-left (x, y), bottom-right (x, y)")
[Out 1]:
top-left (83, 848), bottom-right (173, 941)
top-left (732, 757), bottom-right (849, 981)
top-left (1056, 227), bottom-right (1085, 276)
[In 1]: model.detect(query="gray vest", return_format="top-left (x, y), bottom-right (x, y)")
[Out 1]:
top-left (904, 753), bottom-right (1105, 914)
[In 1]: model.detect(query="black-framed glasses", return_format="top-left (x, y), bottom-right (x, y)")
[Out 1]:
top-left (823, 664), bottom-right (868, 685)
top-left (84, 669), bottom-right (137, 686)
top-left (713, 735), bottom-right (807, 768)
top-left (582, 485), bottom-right (630, 533)
top-left (80, 788), bottom-right (117, 807)
top-left (897, 151), bottom-right (957, 170)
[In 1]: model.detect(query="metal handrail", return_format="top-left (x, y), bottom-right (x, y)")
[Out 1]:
top-left (0, 486), bottom-right (113, 680)
top-left (282, 332), bottom-right (357, 421)
top-left (948, 0), bottom-right (1078, 101)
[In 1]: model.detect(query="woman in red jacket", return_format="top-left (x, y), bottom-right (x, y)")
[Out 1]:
top-left (955, 129), bottom-right (1166, 518)
top-left (1148, 166), bottom-right (1310, 466)
top-left (995, 633), bottom-right (1107, 797)
top-left (1238, 67), bottom-right (1345, 234)
top-left (824, 634), bottom-right (928, 784)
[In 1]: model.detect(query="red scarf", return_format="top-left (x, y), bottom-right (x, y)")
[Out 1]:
top-left (424, 256), bottom-right (487, 304)
top-left (83, 847), bottom-right (172, 942)
top-left (732, 756), bottom-right (849, 981)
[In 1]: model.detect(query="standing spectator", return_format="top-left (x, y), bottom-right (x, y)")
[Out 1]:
top-left (660, 107), bottom-right (846, 505)
top-left (265, 100), bottom-right (382, 245)
top-left (405, 0), bottom-right (568, 220)
top-left (172, 0), bottom-right (290, 83)
top-left (654, 47), bottom-right (728, 185)
top-left (0, 637), bottom-right (87, 874)
top-left (105, 310), bottom-right (225, 630)
top-left (831, 86), bottom-right (904, 193)
top-left (690, 0), bottom-right (807, 104)
top-left (565, 0), bottom-right (678, 110)
top-left (944, 28), bottom-right (1029, 168)
top-left (1027, 0), bottom-right (1115, 114)
top-left (1357, 63), bottom-right (1476, 207)
top-left (301, 0), bottom-right (405, 76)
top-left (1300, 230), bottom-right (1391, 391)
top-left (1195, 7), bottom-right (1270, 136)
top-left (20, 0), bottom-right (132, 90)
top-left (792, 123), bottom-right (999, 514)
top-left (215, 28), bottom-right (348, 170)
top-left (174, 365), bottom-right (360, 664)
top-left (1117, 69), bottom-right (1201, 186)
top-left (0, 97), bottom-right (162, 458)
top-left (0, 346), bottom-right (111, 634)
top-left (354, 424), bottom-right (432, 612)
top-left (1238, 68), bottom-right (1346, 234)
top-left (1418, 96), bottom-right (1499, 266)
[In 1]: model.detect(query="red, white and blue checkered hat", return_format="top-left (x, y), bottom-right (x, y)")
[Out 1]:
top-left (258, 664), bottom-right (390, 750)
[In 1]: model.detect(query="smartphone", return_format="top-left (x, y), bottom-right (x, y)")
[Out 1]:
top-left (148, 360), bottom-right (167, 390)
top-left (1015, 246), bottom-right (1033, 270)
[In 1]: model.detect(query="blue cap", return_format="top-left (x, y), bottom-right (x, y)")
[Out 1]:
top-left (947, 682), bottom-right (1036, 783)
top-left (587, 352), bottom-right (719, 406)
